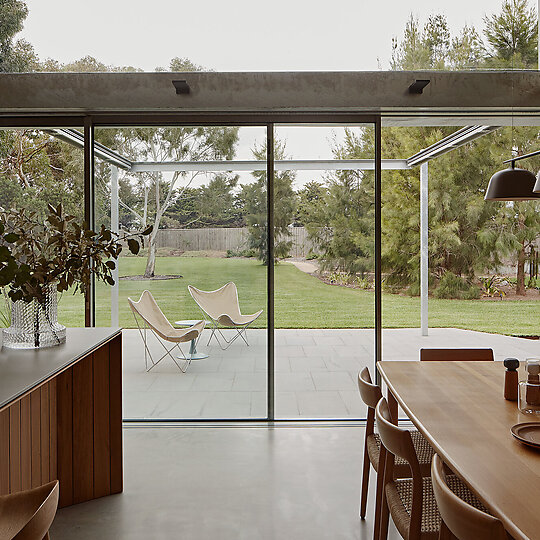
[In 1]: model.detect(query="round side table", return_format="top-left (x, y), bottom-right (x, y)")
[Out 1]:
top-left (174, 320), bottom-right (209, 360)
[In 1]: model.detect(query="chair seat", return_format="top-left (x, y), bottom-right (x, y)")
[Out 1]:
top-left (386, 475), bottom-right (488, 540)
top-left (368, 430), bottom-right (434, 476)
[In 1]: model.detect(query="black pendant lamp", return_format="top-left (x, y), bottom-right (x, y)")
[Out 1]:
top-left (485, 150), bottom-right (540, 201)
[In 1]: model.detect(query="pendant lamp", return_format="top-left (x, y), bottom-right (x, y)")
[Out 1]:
top-left (485, 150), bottom-right (540, 201)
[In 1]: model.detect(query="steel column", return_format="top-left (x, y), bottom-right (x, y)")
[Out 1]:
top-left (267, 124), bottom-right (275, 421)
top-left (420, 162), bottom-right (429, 336)
top-left (110, 165), bottom-right (119, 328)
top-left (375, 118), bottom-right (382, 380)
top-left (83, 117), bottom-right (95, 327)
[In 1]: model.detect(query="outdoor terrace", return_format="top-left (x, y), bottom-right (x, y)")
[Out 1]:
top-left (122, 327), bottom-right (539, 419)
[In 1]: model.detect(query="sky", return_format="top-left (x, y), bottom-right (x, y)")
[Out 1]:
top-left (17, 0), bottom-right (521, 188)
top-left (21, 0), bottom-right (503, 72)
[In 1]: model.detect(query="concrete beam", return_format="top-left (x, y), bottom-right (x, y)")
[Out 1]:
top-left (0, 71), bottom-right (539, 116)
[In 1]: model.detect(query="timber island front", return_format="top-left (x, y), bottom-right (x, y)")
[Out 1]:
top-left (0, 327), bottom-right (122, 507)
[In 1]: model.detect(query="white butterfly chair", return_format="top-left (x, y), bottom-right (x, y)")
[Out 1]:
top-left (188, 282), bottom-right (262, 350)
top-left (128, 290), bottom-right (205, 373)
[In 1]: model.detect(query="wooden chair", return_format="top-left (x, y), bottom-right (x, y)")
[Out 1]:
top-left (420, 349), bottom-right (494, 362)
top-left (375, 398), bottom-right (485, 540)
top-left (357, 368), bottom-right (433, 528)
top-left (0, 480), bottom-right (59, 539)
top-left (431, 454), bottom-right (507, 540)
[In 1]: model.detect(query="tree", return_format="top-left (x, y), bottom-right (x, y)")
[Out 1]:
top-left (242, 140), bottom-right (296, 264)
top-left (483, 0), bottom-right (538, 68)
top-left (0, 0), bottom-right (38, 72)
top-left (101, 123), bottom-right (238, 276)
top-left (390, 15), bottom-right (484, 71)
top-left (302, 129), bottom-right (375, 276)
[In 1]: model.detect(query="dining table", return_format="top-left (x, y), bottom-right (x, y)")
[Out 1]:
top-left (377, 360), bottom-right (540, 540)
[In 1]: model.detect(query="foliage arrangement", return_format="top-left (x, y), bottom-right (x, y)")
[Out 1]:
top-left (0, 204), bottom-right (151, 305)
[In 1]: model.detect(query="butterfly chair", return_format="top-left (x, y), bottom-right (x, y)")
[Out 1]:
top-left (128, 290), bottom-right (205, 373)
top-left (0, 480), bottom-right (59, 540)
top-left (188, 282), bottom-right (263, 350)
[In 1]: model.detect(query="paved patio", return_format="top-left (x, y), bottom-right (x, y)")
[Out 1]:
top-left (122, 328), bottom-right (539, 419)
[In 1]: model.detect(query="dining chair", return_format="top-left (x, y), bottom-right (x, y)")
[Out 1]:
top-left (420, 349), bottom-right (494, 362)
top-left (357, 368), bottom-right (433, 529)
top-left (431, 454), bottom-right (507, 540)
top-left (0, 480), bottom-right (59, 539)
top-left (375, 398), bottom-right (486, 540)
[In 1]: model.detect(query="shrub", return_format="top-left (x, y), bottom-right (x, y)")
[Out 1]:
top-left (226, 248), bottom-right (258, 258)
top-left (434, 272), bottom-right (480, 300)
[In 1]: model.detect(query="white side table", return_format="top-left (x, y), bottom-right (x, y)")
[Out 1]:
top-left (174, 320), bottom-right (209, 360)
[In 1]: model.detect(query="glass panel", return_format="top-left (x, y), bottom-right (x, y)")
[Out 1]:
top-left (273, 124), bottom-right (376, 419)
top-left (0, 126), bottom-right (86, 328)
top-left (94, 125), bottom-right (268, 420)
top-left (381, 115), bottom-right (540, 368)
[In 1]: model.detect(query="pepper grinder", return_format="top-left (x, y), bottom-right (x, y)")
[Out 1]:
top-left (503, 358), bottom-right (519, 401)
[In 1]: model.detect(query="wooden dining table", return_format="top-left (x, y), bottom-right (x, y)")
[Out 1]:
top-left (377, 360), bottom-right (540, 540)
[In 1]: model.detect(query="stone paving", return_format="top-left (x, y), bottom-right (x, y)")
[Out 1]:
top-left (122, 328), bottom-right (539, 420)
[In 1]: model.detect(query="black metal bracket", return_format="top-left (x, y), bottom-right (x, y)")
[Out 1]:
top-left (172, 80), bottom-right (190, 95)
top-left (408, 80), bottom-right (430, 94)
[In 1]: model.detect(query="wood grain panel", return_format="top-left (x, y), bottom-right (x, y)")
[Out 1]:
top-left (57, 368), bottom-right (73, 507)
top-left (72, 354), bottom-right (94, 503)
top-left (49, 378), bottom-right (57, 483)
top-left (8, 401), bottom-right (20, 493)
top-left (40, 383), bottom-right (50, 484)
top-left (30, 389), bottom-right (41, 488)
top-left (19, 395), bottom-right (31, 490)
top-left (109, 335), bottom-right (123, 494)
top-left (93, 344), bottom-right (110, 498)
top-left (0, 409), bottom-right (9, 495)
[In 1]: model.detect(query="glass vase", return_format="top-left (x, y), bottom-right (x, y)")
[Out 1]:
top-left (2, 283), bottom-right (66, 349)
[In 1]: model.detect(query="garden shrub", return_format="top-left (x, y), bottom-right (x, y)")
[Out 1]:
top-left (434, 272), bottom-right (480, 300)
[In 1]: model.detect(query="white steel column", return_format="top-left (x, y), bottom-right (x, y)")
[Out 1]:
top-left (420, 162), bottom-right (429, 336)
top-left (111, 166), bottom-right (119, 327)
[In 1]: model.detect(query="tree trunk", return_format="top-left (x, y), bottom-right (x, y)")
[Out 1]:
top-left (516, 242), bottom-right (526, 296)
top-left (144, 239), bottom-right (156, 277)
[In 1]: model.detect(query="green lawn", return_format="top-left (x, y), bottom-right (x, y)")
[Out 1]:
top-left (55, 256), bottom-right (539, 336)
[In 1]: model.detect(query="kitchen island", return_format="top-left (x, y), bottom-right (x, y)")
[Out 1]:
top-left (0, 327), bottom-right (122, 507)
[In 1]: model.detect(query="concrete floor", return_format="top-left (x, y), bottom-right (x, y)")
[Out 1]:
top-left (122, 328), bottom-right (539, 420)
top-left (51, 425), bottom-right (402, 540)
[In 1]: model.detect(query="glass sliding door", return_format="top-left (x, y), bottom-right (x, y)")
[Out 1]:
top-left (272, 122), bottom-right (377, 419)
top-left (93, 124), bottom-right (269, 420)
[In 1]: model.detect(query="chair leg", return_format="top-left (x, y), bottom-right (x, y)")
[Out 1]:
top-left (360, 435), bottom-right (371, 519)
top-left (373, 447), bottom-right (386, 540)
top-left (378, 490), bottom-right (390, 540)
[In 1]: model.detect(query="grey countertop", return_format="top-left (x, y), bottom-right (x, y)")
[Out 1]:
top-left (0, 327), bottom-right (121, 411)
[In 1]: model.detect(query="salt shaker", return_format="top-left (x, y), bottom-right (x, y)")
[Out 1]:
top-left (503, 358), bottom-right (519, 401)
